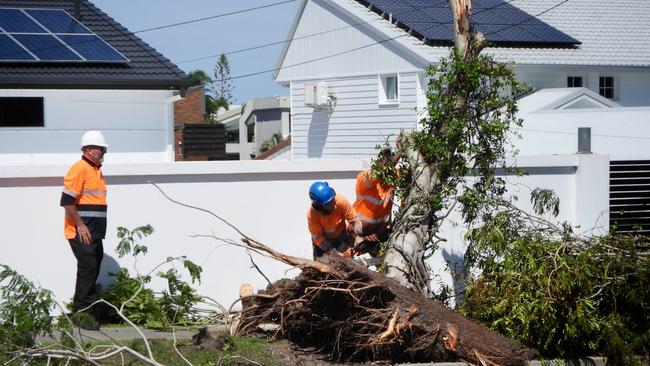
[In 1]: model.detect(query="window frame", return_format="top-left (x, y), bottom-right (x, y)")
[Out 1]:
top-left (598, 76), bottom-right (616, 99)
top-left (378, 74), bottom-right (399, 106)
top-left (566, 75), bottom-right (584, 88)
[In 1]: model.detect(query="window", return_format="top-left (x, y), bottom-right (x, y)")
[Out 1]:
top-left (379, 74), bottom-right (399, 105)
top-left (255, 109), bottom-right (282, 122)
top-left (599, 76), bottom-right (615, 99)
top-left (224, 120), bottom-right (239, 143)
top-left (0, 97), bottom-right (44, 127)
top-left (567, 76), bottom-right (583, 88)
top-left (246, 114), bottom-right (255, 143)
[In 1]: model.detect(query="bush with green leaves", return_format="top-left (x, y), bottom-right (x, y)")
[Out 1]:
top-left (461, 191), bottom-right (650, 361)
top-left (98, 225), bottom-right (204, 329)
top-left (0, 265), bottom-right (55, 351)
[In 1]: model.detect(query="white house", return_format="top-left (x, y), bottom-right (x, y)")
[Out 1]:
top-left (0, 0), bottom-right (188, 166)
top-left (216, 96), bottom-right (291, 160)
top-left (274, 0), bottom-right (650, 159)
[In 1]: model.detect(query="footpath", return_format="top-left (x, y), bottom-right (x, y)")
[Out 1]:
top-left (36, 324), bottom-right (225, 344)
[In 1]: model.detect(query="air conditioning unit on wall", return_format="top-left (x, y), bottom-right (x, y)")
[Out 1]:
top-left (304, 82), bottom-right (329, 107)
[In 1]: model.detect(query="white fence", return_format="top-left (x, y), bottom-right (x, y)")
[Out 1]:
top-left (0, 155), bottom-right (608, 309)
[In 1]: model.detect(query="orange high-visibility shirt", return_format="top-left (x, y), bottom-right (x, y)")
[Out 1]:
top-left (352, 170), bottom-right (393, 233)
top-left (60, 157), bottom-right (108, 240)
top-left (307, 194), bottom-right (356, 248)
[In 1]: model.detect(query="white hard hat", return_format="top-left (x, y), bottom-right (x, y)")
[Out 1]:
top-left (80, 130), bottom-right (109, 148)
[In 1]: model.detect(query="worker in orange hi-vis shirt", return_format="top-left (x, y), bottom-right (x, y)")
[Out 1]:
top-left (352, 148), bottom-right (400, 257)
top-left (307, 181), bottom-right (357, 260)
top-left (60, 130), bottom-right (109, 331)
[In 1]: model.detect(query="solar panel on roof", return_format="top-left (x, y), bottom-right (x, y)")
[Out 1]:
top-left (59, 35), bottom-right (127, 61)
top-left (0, 34), bottom-right (35, 60)
top-left (0, 8), bottom-right (46, 33)
top-left (0, 7), bottom-right (128, 63)
top-left (361, 0), bottom-right (579, 47)
top-left (26, 9), bottom-right (92, 34)
top-left (13, 34), bottom-right (81, 60)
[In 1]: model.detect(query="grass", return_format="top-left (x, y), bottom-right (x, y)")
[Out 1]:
top-left (1, 332), bottom-right (286, 366)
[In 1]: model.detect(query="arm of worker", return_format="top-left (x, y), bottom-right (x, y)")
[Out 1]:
top-left (63, 204), bottom-right (92, 244)
top-left (307, 214), bottom-right (333, 253)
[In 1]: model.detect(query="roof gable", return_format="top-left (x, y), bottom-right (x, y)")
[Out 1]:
top-left (0, 0), bottom-right (188, 89)
top-left (274, 0), bottom-right (431, 82)
top-left (518, 87), bottom-right (620, 114)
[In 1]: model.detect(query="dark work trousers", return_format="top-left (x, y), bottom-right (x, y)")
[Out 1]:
top-left (68, 239), bottom-right (103, 313)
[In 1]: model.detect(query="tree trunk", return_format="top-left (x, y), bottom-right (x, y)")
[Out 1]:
top-left (383, 135), bottom-right (440, 294)
top-left (383, 0), bottom-right (485, 293)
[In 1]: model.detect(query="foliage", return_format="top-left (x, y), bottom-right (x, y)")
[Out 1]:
top-left (187, 70), bottom-right (213, 89)
top-left (374, 49), bottom-right (529, 294)
top-left (98, 268), bottom-right (167, 328)
top-left (373, 47), bottom-right (649, 361)
top-left (157, 268), bottom-right (203, 324)
top-left (378, 49), bottom-right (528, 231)
top-left (0, 265), bottom-right (54, 350)
top-left (213, 53), bottom-right (234, 112)
top-left (116, 224), bottom-right (152, 258)
top-left (259, 133), bottom-right (284, 153)
top-left (100, 226), bottom-right (204, 329)
top-left (461, 192), bottom-right (650, 360)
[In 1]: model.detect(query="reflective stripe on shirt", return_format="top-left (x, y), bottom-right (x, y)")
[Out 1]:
top-left (355, 213), bottom-right (390, 224)
top-left (62, 187), bottom-right (79, 198)
top-left (356, 194), bottom-right (384, 206)
top-left (78, 211), bottom-right (107, 218)
top-left (81, 189), bottom-right (107, 196)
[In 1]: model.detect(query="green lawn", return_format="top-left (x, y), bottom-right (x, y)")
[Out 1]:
top-left (1, 333), bottom-right (286, 366)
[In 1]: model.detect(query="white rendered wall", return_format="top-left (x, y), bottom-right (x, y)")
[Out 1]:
top-left (0, 89), bottom-right (176, 166)
top-left (0, 155), bottom-right (608, 309)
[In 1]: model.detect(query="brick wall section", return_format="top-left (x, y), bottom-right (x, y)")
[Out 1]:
top-left (174, 86), bottom-right (205, 126)
top-left (174, 86), bottom-right (206, 161)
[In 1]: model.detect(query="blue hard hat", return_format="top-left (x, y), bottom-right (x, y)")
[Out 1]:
top-left (309, 181), bottom-right (335, 206)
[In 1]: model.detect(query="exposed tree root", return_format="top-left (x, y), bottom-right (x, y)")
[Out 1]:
top-left (236, 253), bottom-right (534, 365)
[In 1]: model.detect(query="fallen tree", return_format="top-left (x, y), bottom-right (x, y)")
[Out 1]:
top-left (145, 184), bottom-right (535, 365)
top-left (234, 248), bottom-right (533, 365)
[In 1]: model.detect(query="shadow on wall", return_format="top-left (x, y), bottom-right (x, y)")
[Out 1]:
top-left (97, 254), bottom-right (120, 291)
top-left (441, 248), bottom-right (467, 307)
top-left (307, 109), bottom-right (331, 158)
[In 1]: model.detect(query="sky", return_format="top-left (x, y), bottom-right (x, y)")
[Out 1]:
top-left (90, 0), bottom-right (302, 103)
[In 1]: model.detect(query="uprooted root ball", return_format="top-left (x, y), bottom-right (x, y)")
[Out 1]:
top-left (237, 254), bottom-right (534, 365)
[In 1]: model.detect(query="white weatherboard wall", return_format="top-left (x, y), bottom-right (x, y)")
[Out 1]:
top-left (1, 156), bottom-right (608, 308)
top-left (0, 89), bottom-right (176, 166)
top-left (291, 73), bottom-right (419, 159)
top-left (275, 0), bottom-right (426, 83)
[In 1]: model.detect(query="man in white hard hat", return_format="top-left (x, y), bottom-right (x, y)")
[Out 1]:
top-left (60, 130), bottom-right (109, 330)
